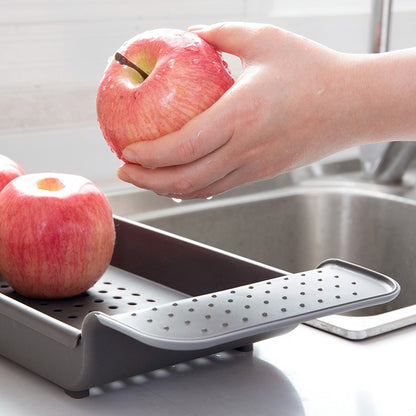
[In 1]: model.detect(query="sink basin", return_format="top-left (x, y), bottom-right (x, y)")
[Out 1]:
top-left (108, 156), bottom-right (416, 339)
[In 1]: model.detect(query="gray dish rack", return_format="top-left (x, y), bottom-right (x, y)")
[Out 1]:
top-left (0, 216), bottom-right (399, 398)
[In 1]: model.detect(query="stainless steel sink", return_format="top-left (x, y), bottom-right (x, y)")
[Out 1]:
top-left (108, 155), bottom-right (416, 339)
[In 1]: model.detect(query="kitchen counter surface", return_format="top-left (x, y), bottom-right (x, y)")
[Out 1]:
top-left (1, 321), bottom-right (415, 415)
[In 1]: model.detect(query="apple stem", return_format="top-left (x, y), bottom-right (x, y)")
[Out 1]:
top-left (115, 52), bottom-right (148, 80)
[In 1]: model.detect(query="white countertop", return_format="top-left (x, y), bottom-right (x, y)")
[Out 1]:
top-left (1, 322), bottom-right (415, 416)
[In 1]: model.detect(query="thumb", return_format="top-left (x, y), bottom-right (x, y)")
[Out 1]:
top-left (188, 22), bottom-right (268, 58)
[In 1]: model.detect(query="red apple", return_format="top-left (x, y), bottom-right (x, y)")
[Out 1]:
top-left (0, 154), bottom-right (25, 192)
top-left (0, 173), bottom-right (115, 299)
top-left (96, 28), bottom-right (234, 159)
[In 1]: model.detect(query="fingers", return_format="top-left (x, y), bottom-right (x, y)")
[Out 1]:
top-left (121, 102), bottom-right (234, 169)
top-left (188, 22), bottom-right (280, 59)
top-left (117, 148), bottom-right (234, 198)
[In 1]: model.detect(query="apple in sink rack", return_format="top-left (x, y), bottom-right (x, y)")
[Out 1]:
top-left (0, 173), bottom-right (116, 299)
top-left (0, 154), bottom-right (25, 191)
top-left (96, 28), bottom-right (234, 159)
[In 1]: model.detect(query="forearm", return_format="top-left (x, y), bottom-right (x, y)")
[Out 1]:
top-left (341, 48), bottom-right (416, 145)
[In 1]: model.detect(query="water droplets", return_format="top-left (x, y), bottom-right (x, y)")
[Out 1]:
top-left (168, 59), bottom-right (175, 69)
top-left (184, 44), bottom-right (199, 52)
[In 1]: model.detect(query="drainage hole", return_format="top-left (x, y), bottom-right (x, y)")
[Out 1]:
top-left (351, 281), bottom-right (357, 285)
top-left (283, 286), bottom-right (288, 289)
top-left (94, 299), bottom-right (104, 303)
top-left (168, 313), bottom-right (174, 317)
top-left (317, 278), bottom-right (323, 282)
top-left (205, 315), bottom-right (211, 319)
top-left (185, 320), bottom-right (191, 325)
top-left (265, 290), bottom-right (271, 294)
top-left (147, 318), bottom-right (152, 322)
top-left (188, 308), bottom-right (195, 312)
top-left (244, 305), bottom-right (250, 309)
top-left (201, 328), bottom-right (208, 333)
top-left (318, 299), bottom-right (323, 303)
top-left (335, 285), bottom-right (340, 288)
top-left (192, 298), bottom-right (198, 302)
top-left (225, 309), bottom-right (231, 314)
top-left (211, 294), bottom-right (217, 298)
top-left (353, 292), bottom-right (358, 296)
top-left (98, 290), bottom-right (107, 294)
top-left (282, 296), bottom-right (287, 300)
top-left (67, 315), bottom-right (78, 319)
top-left (1, 284), bottom-right (9, 288)
top-left (264, 300), bottom-right (269, 304)
top-left (242, 317), bottom-right (248, 322)
top-left (262, 312), bottom-right (268, 317)
top-left (230, 290), bottom-right (236, 294)
top-left (247, 294), bottom-right (252, 298)
top-left (281, 308), bottom-right (287, 312)
top-left (113, 296), bottom-right (122, 299)
top-left (299, 303), bottom-right (305, 308)
top-left (74, 304), bottom-right (84, 308)
top-left (53, 308), bottom-right (63, 312)
top-left (228, 299), bottom-right (233, 303)
top-left (131, 293), bottom-right (141, 296)
top-left (147, 299), bottom-right (156, 303)
top-left (128, 302), bottom-right (137, 306)
top-left (317, 270), bottom-right (323, 273)
top-left (301, 282), bottom-right (306, 285)
top-left (208, 303), bottom-right (214, 307)
top-left (300, 292), bottom-right (305, 295)
top-left (222, 323), bottom-right (228, 327)
top-left (117, 287), bottom-right (126, 291)
top-left (108, 305), bottom-right (118, 310)
top-left (103, 281), bottom-right (112, 285)
top-left (335, 295), bottom-right (341, 299)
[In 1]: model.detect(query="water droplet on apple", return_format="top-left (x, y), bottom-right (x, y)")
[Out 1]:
top-left (211, 62), bottom-right (222, 73)
top-left (172, 197), bottom-right (183, 204)
top-left (184, 44), bottom-right (199, 52)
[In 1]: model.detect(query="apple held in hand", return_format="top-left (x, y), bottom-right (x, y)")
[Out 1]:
top-left (96, 28), bottom-right (234, 159)
top-left (0, 173), bottom-right (115, 299)
top-left (0, 154), bottom-right (25, 192)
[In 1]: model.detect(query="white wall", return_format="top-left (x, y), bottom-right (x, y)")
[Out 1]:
top-left (0, 0), bottom-right (415, 188)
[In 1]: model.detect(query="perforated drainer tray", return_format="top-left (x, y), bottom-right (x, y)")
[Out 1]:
top-left (0, 217), bottom-right (399, 398)
top-left (97, 260), bottom-right (399, 351)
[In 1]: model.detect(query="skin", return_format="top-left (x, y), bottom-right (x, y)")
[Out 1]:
top-left (117, 22), bottom-right (416, 199)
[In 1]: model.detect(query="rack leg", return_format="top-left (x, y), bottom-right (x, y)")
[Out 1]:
top-left (235, 343), bottom-right (253, 353)
top-left (64, 388), bottom-right (90, 399)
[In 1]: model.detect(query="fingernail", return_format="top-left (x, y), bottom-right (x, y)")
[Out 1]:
top-left (122, 148), bottom-right (136, 163)
top-left (188, 24), bottom-right (209, 32)
top-left (117, 167), bottom-right (131, 183)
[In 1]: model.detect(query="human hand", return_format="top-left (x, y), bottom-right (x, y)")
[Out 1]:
top-left (117, 22), bottom-right (416, 199)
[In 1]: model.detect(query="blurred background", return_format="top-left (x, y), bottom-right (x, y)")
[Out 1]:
top-left (1, 0), bottom-right (415, 190)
